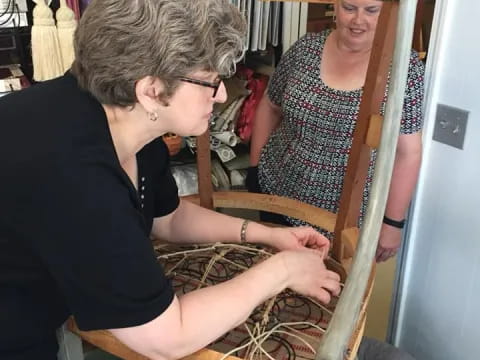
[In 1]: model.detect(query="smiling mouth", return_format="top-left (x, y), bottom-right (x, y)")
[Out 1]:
top-left (349, 28), bottom-right (366, 35)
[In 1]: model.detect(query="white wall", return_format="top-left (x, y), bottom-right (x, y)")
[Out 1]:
top-left (393, 1), bottom-right (480, 359)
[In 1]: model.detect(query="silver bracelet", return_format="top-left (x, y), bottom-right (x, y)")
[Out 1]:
top-left (240, 219), bottom-right (250, 243)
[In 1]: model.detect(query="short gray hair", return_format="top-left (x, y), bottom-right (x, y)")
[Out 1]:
top-left (71, 0), bottom-right (247, 106)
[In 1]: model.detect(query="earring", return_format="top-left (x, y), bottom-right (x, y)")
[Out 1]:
top-left (148, 111), bottom-right (158, 122)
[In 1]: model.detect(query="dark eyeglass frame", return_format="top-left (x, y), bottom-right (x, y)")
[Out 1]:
top-left (179, 76), bottom-right (223, 98)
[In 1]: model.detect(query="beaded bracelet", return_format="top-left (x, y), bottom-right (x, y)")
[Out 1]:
top-left (240, 219), bottom-right (250, 243)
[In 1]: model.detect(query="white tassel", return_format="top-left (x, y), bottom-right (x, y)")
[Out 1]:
top-left (31, 0), bottom-right (64, 81)
top-left (56, 0), bottom-right (77, 72)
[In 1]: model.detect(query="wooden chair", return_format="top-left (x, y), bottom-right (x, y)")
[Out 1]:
top-left (412, 0), bottom-right (428, 60)
top-left (64, 2), bottom-right (405, 359)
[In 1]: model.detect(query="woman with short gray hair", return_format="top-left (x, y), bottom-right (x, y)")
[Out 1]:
top-left (0, 1), bottom-right (340, 359)
top-left (72, 0), bottom-right (247, 106)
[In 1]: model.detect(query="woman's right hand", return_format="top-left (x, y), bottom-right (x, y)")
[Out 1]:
top-left (279, 250), bottom-right (341, 304)
top-left (110, 248), bottom-right (341, 360)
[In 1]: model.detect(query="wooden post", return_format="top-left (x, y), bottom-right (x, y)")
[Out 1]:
top-left (318, 0), bottom-right (420, 355)
top-left (196, 130), bottom-right (214, 209)
top-left (413, 0), bottom-right (425, 53)
top-left (332, 2), bottom-right (399, 261)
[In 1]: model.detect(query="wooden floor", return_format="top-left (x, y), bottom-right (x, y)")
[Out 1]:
top-left (364, 257), bottom-right (397, 340)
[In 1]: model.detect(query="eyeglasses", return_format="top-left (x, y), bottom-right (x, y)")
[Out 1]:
top-left (179, 76), bottom-right (223, 98)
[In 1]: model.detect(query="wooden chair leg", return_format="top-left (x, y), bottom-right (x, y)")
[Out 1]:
top-left (333, 1), bottom-right (399, 262)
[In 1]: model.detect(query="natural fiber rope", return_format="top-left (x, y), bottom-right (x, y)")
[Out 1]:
top-left (155, 243), bottom-right (344, 359)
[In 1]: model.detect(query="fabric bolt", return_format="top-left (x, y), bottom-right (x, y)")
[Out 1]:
top-left (258, 30), bottom-right (424, 234)
top-left (0, 73), bottom-right (179, 360)
top-left (66, 0), bottom-right (81, 20)
top-left (235, 66), bottom-right (269, 142)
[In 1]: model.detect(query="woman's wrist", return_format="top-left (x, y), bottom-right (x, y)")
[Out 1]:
top-left (274, 251), bottom-right (293, 291)
top-left (383, 215), bottom-right (406, 229)
top-left (241, 220), bottom-right (274, 247)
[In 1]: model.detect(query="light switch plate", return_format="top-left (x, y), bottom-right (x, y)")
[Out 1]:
top-left (432, 104), bottom-right (469, 150)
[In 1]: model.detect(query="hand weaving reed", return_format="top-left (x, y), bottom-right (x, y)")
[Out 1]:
top-left (64, 2), bottom-right (409, 356)
top-left (155, 242), bottom-right (356, 360)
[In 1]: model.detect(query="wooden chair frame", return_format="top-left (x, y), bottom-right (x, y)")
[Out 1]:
top-left (63, 1), bottom-right (417, 359)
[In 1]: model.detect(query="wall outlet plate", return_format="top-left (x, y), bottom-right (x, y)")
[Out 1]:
top-left (432, 104), bottom-right (469, 150)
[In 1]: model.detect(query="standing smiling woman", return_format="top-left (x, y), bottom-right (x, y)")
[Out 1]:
top-left (248, 0), bottom-right (424, 263)
top-left (0, 1), bottom-right (342, 359)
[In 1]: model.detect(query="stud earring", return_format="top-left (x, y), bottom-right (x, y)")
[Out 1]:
top-left (148, 111), bottom-right (158, 122)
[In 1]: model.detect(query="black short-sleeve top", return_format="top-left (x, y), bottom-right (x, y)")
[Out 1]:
top-left (0, 73), bottom-right (179, 359)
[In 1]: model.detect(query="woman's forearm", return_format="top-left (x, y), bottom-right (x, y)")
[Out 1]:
top-left (152, 199), bottom-right (272, 246)
top-left (249, 94), bottom-right (282, 166)
top-left (110, 249), bottom-right (338, 360)
top-left (384, 133), bottom-right (422, 220)
top-left (171, 254), bottom-right (288, 357)
top-left (109, 254), bottom-right (288, 360)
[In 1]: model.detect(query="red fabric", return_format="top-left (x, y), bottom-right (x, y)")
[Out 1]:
top-left (235, 66), bottom-right (269, 142)
top-left (20, 76), bottom-right (31, 89)
top-left (66, 0), bottom-right (81, 20)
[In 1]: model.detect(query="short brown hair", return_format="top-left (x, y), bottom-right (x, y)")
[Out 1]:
top-left (71, 0), bottom-right (246, 106)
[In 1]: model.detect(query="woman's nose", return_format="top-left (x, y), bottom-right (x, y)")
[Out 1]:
top-left (352, 10), bottom-right (364, 25)
top-left (214, 81), bottom-right (228, 103)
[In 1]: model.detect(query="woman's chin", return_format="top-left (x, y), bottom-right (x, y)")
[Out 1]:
top-left (198, 118), bottom-right (211, 135)
top-left (169, 119), bottom-right (209, 138)
top-left (188, 122), bottom-right (210, 137)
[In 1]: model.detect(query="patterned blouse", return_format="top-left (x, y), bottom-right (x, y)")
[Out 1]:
top-left (258, 30), bottom-right (424, 231)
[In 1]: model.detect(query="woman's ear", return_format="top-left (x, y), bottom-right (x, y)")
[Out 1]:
top-left (135, 76), bottom-right (169, 111)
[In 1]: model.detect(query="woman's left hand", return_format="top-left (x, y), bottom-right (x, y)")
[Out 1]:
top-left (268, 226), bottom-right (330, 258)
top-left (376, 223), bottom-right (402, 262)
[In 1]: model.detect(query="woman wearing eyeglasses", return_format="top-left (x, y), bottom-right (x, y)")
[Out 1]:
top-left (0, 1), bottom-right (341, 359)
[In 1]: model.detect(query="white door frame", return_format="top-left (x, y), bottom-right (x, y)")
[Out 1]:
top-left (387, 0), bottom-right (452, 345)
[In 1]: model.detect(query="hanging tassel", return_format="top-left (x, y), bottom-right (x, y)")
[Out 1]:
top-left (31, 0), bottom-right (64, 81)
top-left (56, 0), bottom-right (77, 72)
